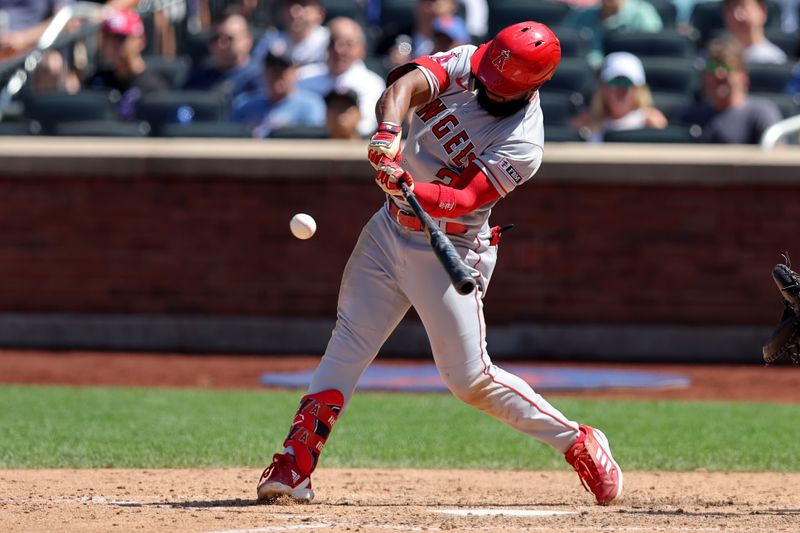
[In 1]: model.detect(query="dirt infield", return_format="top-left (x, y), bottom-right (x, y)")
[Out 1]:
top-left (1, 469), bottom-right (799, 533)
top-left (1, 351), bottom-right (799, 532)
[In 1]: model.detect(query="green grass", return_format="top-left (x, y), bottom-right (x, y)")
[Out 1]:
top-left (0, 385), bottom-right (797, 471)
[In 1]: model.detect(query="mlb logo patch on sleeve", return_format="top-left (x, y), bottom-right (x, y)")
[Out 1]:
top-left (499, 158), bottom-right (523, 183)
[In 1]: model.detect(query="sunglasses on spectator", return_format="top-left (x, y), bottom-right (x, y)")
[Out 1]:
top-left (212, 33), bottom-right (235, 44)
top-left (705, 60), bottom-right (734, 74)
top-left (605, 76), bottom-right (635, 88)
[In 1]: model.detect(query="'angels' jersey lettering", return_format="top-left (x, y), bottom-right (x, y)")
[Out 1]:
top-left (396, 45), bottom-right (545, 234)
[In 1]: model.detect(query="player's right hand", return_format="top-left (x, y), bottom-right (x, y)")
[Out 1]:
top-left (375, 155), bottom-right (413, 196)
top-left (368, 122), bottom-right (402, 170)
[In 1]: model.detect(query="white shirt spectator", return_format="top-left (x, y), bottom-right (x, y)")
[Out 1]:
top-left (297, 59), bottom-right (385, 136)
top-left (253, 26), bottom-right (330, 67)
top-left (459, 0), bottom-right (487, 37)
top-left (744, 40), bottom-right (788, 63)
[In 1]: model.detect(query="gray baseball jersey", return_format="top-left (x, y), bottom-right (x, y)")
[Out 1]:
top-left (397, 45), bottom-right (545, 234)
top-left (305, 46), bottom-right (580, 454)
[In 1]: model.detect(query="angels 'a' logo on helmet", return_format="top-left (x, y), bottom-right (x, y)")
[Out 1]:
top-left (492, 49), bottom-right (511, 72)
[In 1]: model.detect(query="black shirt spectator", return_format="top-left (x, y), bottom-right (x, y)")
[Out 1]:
top-left (87, 8), bottom-right (169, 119)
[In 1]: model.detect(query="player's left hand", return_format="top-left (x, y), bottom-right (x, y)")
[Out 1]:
top-left (368, 122), bottom-right (402, 170)
top-left (375, 155), bottom-right (413, 196)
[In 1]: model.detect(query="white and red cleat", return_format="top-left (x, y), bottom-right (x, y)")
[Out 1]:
top-left (565, 424), bottom-right (623, 505)
top-left (257, 453), bottom-right (314, 503)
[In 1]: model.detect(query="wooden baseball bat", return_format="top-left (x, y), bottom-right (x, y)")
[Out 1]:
top-left (398, 181), bottom-right (476, 295)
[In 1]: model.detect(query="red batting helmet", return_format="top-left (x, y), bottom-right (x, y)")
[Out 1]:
top-left (470, 21), bottom-right (561, 98)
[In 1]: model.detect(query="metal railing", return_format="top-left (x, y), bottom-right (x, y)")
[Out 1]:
top-left (0, 0), bottom-right (186, 120)
top-left (761, 114), bottom-right (800, 150)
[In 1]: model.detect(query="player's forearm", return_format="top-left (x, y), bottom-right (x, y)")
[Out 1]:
top-left (413, 177), bottom-right (500, 218)
top-left (375, 68), bottom-right (432, 127)
top-left (375, 81), bottom-right (414, 126)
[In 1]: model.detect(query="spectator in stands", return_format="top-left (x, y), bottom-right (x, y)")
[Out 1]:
top-left (723, 0), bottom-right (787, 63)
top-left (183, 6), bottom-right (262, 103)
top-left (297, 17), bottom-right (385, 136)
top-left (324, 87), bottom-right (362, 139)
top-left (683, 37), bottom-right (783, 143)
top-left (87, 8), bottom-right (169, 120)
top-left (230, 42), bottom-right (325, 138)
top-left (412, 0), bottom-right (459, 58)
top-left (459, 0), bottom-right (487, 38)
top-left (0, 0), bottom-right (72, 58)
top-left (0, 0), bottom-right (80, 93)
top-left (430, 14), bottom-right (471, 53)
top-left (564, 0), bottom-right (663, 68)
top-left (380, 0), bottom-right (459, 70)
top-left (252, 0), bottom-right (329, 67)
top-left (571, 52), bottom-right (667, 142)
top-left (775, 0), bottom-right (799, 32)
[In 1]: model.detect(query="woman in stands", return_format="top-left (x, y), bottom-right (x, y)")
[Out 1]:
top-left (571, 52), bottom-right (667, 142)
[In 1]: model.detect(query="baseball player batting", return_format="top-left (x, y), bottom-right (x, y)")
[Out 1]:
top-left (257, 21), bottom-right (623, 506)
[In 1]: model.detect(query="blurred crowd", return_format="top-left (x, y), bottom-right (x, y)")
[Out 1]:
top-left (0, 0), bottom-right (799, 143)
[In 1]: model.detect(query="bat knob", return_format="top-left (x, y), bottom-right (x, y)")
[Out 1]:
top-left (456, 278), bottom-right (476, 295)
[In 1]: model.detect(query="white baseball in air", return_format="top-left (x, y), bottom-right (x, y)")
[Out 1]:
top-left (290, 213), bottom-right (317, 240)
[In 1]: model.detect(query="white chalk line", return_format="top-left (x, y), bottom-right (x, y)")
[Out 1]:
top-left (433, 509), bottom-right (573, 517)
top-left (18, 496), bottom-right (743, 533)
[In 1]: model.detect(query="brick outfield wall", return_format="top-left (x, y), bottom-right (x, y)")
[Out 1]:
top-left (0, 173), bottom-right (794, 327)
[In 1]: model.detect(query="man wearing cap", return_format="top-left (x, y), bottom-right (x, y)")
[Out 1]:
top-left (431, 14), bottom-right (471, 53)
top-left (230, 43), bottom-right (325, 138)
top-left (256, 21), bottom-right (623, 509)
top-left (572, 51), bottom-right (667, 142)
top-left (87, 8), bottom-right (169, 120)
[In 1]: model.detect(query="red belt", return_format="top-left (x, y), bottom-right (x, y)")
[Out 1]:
top-left (388, 201), bottom-right (467, 235)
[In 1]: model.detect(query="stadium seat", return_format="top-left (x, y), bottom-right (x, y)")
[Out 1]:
top-left (747, 62), bottom-right (795, 93)
top-left (544, 57), bottom-right (596, 104)
top-left (144, 55), bottom-right (191, 89)
top-left (268, 125), bottom-right (329, 139)
top-left (181, 30), bottom-right (212, 66)
top-left (488, 1), bottom-right (573, 37)
top-left (379, 0), bottom-right (417, 38)
top-left (651, 92), bottom-right (696, 124)
top-left (539, 91), bottom-right (583, 126)
top-left (135, 90), bottom-right (227, 136)
top-left (603, 125), bottom-right (698, 143)
top-left (643, 57), bottom-right (702, 95)
top-left (644, 0), bottom-right (678, 27)
top-left (53, 120), bottom-right (150, 137)
top-left (690, 0), bottom-right (782, 46)
top-left (0, 120), bottom-right (39, 135)
top-left (751, 92), bottom-right (800, 118)
top-left (604, 29), bottom-right (695, 59)
top-left (159, 122), bottom-right (253, 138)
top-left (552, 26), bottom-right (593, 59)
top-left (23, 91), bottom-right (116, 135)
top-left (321, 0), bottom-right (367, 24)
top-left (545, 125), bottom-right (586, 142)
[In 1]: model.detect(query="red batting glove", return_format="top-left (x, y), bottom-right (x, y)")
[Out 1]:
top-left (368, 121), bottom-right (402, 170)
top-left (375, 155), bottom-right (413, 196)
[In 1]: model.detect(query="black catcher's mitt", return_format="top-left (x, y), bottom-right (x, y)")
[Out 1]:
top-left (763, 260), bottom-right (800, 364)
